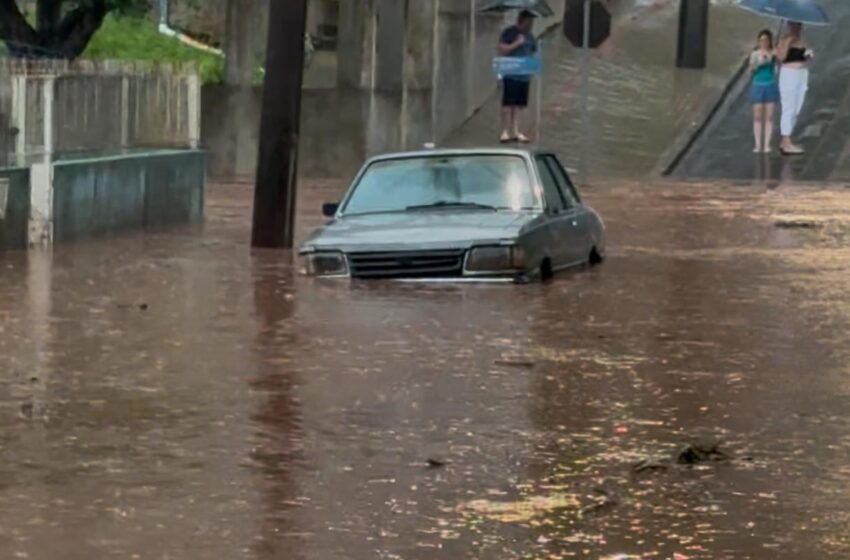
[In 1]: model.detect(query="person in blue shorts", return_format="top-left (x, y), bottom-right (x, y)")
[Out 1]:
top-left (498, 10), bottom-right (538, 143)
top-left (749, 29), bottom-right (780, 154)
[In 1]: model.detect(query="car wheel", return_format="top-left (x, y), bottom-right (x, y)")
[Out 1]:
top-left (589, 247), bottom-right (603, 266)
top-left (539, 259), bottom-right (554, 282)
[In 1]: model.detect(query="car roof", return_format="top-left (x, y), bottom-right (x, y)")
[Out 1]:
top-left (364, 147), bottom-right (551, 164)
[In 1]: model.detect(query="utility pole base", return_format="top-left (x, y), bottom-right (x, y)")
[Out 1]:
top-left (676, 0), bottom-right (709, 69)
top-left (251, 0), bottom-right (308, 248)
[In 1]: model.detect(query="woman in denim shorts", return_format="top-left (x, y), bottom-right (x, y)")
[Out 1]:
top-left (749, 30), bottom-right (780, 154)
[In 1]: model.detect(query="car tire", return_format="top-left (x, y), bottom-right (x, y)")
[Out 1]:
top-left (539, 259), bottom-right (554, 282)
top-left (589, 247), bottom-right (603, 266)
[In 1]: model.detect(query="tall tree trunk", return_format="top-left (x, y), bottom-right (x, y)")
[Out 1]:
top-left (51, 2), bottom-right (108, 59)
top-left (0, 0), bottom-right (40, 56)
top-left (37, 0), bottom-right (62, 34)
top-left (0, 0), bottom-right (108, 59)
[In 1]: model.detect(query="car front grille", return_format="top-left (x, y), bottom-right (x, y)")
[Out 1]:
top-left (347, 249), bottom-right (466, 279)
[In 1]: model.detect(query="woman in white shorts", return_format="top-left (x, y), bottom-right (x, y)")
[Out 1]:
top-left (776, 21), bottom-right (813, 155)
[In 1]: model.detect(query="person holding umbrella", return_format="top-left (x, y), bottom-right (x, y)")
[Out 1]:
top-left (498, 9), bottom-right (539, 143)
top-left (737, 1), bottom-right (829, 155)
top-left (777, 21), bottom-right (813, 155)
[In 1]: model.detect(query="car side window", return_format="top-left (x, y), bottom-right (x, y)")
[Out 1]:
top-left (534, 155), bottom-right (567, 213)
top-left (544, 155), bottom-right (580, 207)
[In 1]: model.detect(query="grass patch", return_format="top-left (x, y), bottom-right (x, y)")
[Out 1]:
top-left (84, 16), bottom-right (224, 84)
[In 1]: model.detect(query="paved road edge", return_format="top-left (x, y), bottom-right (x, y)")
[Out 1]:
top-left (654, 55), bottom-right (751, 177)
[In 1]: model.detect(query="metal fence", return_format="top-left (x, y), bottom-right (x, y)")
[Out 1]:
top-left (0, 58), bottom-right (201, 165)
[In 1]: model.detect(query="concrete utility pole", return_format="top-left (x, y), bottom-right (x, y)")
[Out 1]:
top-left (676, 0), bottom-right (709, 69)
top-left (251, 0), bottom-right (308, 249)
top-left (158, 0), bottom-right (170, 26)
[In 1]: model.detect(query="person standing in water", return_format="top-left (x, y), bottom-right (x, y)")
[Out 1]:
top-left (498, 10), bottom-right (538, 143)
top-left (777, 21), bottom-right (813, 155)
top-left (749, 30), bottom-right (780, 153)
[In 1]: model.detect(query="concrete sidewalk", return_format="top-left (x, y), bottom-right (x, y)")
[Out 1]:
top-left (447, 0), bottom-right (765, 179)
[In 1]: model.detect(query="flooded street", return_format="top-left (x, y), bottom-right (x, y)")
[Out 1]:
top-left (2, 179), bottom-right (850, 559)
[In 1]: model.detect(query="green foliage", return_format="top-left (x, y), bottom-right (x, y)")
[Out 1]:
top-left (83, 15), bottom-right (225, 83)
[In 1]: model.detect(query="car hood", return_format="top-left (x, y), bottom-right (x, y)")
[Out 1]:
top-left (304, 211), bottom-right (540, 252)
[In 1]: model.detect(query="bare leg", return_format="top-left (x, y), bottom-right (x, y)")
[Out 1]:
top-left (753, 103), bottom-right (765, 153)
top-left (764, 103), bottom-right (776, 153)
top-left (511, 108), bottom-right (519, 137)
top-left (500, 107), bottom-right (512, 141)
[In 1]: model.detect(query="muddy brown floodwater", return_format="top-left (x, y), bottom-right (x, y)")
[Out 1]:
top-left (1, 179), bottom-right (850, 560)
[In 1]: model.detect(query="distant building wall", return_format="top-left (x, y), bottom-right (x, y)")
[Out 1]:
top-left (203, 85), bottom-right (374, 180)
top-left (204, 0), bottom-right (570, 180)
top-left (166, 0), bottom-right (228, 45)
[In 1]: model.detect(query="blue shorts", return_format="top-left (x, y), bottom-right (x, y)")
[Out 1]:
top-left (750, 82), bottom-right (780, 105)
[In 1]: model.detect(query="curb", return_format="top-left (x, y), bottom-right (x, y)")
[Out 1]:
top-left (655, 54), bottom-right (751, 177)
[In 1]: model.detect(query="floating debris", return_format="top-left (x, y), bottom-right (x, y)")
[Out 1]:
top-left (677, 442), bottom-right (730, 465)
top-left (458, 493), bottom-right (581, 524)
top-left (774, 219), bottom-right (823, 229)
top-left (631, 458), bottom-right (669, 474)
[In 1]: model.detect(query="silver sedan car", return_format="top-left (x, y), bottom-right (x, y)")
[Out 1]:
top-left (299, 148), bottom-right (605, 282)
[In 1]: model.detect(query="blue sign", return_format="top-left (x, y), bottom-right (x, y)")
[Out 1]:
top-left (492, 56), bottom-right (541, 77)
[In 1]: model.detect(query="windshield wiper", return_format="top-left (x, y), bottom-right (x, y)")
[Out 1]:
top-left (406, 201), bottom-right (498, 212)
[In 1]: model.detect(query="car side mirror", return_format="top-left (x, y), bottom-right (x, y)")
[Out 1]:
top-left (322, 202), bottom-right (339, 217)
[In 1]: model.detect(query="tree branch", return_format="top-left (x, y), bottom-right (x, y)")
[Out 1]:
top-left (0, 0), bottom-right (40, 54)
top-left (38, 0), bottom-right (65, 33)
top-left (52, 0), bottom-right (108, 58)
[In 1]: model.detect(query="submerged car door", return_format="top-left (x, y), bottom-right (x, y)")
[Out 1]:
top-left (543, 154), bottom-right (593, 264)
top-left (534, 155), bottom-right (586, 268)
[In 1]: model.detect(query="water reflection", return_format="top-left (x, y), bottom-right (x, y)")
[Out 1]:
top-left (249, 253), bottom-right (302, 559)
top-left (0, 181), bottom-right (849, 558)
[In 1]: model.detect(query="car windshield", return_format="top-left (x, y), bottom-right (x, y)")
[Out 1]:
top-left (341, 155), bottom-right (538, 215)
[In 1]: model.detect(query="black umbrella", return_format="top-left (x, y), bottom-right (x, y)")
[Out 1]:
top-left (478, 0), bottom-right (555, 18)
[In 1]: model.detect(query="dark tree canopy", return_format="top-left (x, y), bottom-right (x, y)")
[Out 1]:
top-left (0, 0), bottom-right (148, 59)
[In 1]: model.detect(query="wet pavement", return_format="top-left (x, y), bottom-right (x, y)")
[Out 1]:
top-left (674, 0), bottom-right (850, 182)
top-left (2, 178), bottom-right (850, 559)
top-left (448, 0), bottom-right (763, 179)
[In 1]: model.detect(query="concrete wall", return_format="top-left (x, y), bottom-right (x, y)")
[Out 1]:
top-left (205, 0), bottom-right (570, 180)
top-left (0, 167), bottom-right (30, 250)
top-left (203, 85), bottom-right (372, 179)
top-left (51, 151), bottom-right (205, 242)
top-left (307, 0), bottom-right (339, 37)
top-left (0, 61), bottom-right (11, 165)
top-left (167, 0), bottom-right (228, 45)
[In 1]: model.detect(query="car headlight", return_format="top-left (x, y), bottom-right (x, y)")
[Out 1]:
top-left (301, 251), bottom-right (349, 277)
top-left (465, 245), bottom-right (526, 273)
